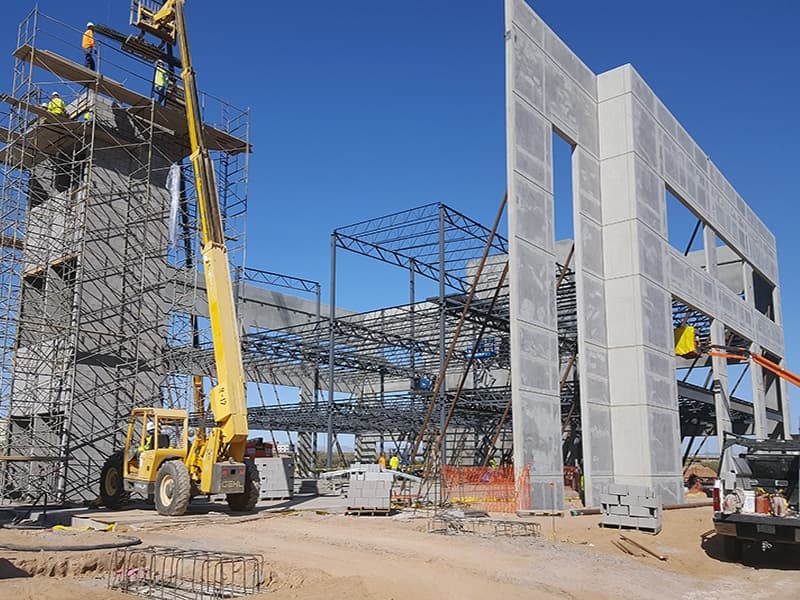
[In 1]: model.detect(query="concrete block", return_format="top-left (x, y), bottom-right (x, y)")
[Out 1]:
top-left (610, 504), bottom-right (629, 516)
top-left (599, 494), bottom-right (619, 506)
top-left (626, 485), bottom-right (649, 498)
top-left (601, 514), bottom-right (621, 527)
top-left (637, 495), bottom-right (660, 509)
top-left (606, 483), bottom-right (628, 496)
top-left (634, 516), bottom-right (662, 531)
top-left (629, 505), bottom-right (654, 518)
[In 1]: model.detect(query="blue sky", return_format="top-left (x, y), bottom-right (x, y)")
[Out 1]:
top-left (2, 1), bottom-right (798, 432)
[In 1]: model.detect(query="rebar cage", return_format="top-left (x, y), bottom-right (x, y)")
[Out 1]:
top-left (109, 546), bottom-right (265, 599)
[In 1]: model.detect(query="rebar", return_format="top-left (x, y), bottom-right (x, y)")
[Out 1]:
top-left (109, 545), bottom-right (265, 599)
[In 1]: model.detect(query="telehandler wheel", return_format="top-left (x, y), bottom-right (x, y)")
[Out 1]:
top-left (99, 450), bottom-right (129, 510)
top-left (226, 460), bottom-right (259, 512)
top-left (154, 460), bottom-right (191, 516)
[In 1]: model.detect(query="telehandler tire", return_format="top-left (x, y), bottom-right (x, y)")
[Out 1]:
top-left (226, 460), bottom-right (259, 512)
top-left (99, 450), bottom-right (129, 510)
top-left (154, 460), bottom-right (191, 516)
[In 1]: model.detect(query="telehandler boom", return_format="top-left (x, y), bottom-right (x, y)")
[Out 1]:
top-left (99, 0), bottom-right (257, 515)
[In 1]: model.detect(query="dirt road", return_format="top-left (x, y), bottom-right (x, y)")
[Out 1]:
top-left (1, 506), bottom-right (798, 599)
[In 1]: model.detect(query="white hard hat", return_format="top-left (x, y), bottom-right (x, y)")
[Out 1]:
top-left (87, 22), bottom-right (94, 28)
top-left (51, 91), bottom-right (59, 97)
top-left (146, 421), bottom-right (155, 432)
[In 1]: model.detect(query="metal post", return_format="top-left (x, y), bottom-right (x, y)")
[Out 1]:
top-left (327, 234), bottom-right (336, 468)
top-left (409, 259), bottom-right (415, 389)
top-left (438, 206), bottom-right (447, 466)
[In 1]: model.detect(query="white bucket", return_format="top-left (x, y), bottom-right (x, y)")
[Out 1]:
top-left (742, 489), bottom-right (756, 513)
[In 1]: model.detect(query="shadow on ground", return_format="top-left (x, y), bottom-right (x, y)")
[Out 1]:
top-left (0, 558), bottom-right (31, 580)
top-left (702, 531), bottom-right (800, 570)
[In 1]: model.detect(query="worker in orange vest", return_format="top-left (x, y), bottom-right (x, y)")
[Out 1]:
top-left (82, 22), bottom-right (95, 71)
top-left (378, 452), bottom-right (386, 469)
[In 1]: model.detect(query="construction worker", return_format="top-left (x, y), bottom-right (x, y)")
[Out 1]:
top-left (82, 22), bottom-right (95, 71)
top-left (389, 452), bottom-right (400, 471)
top-left (139, 421), bottom-right (156, 453)
top-left (378, 452), bottom-right (386, 469)
top-left (47, 92), bottom-right (67, 117)
top-left (153, 60), bottom-right (169, 106)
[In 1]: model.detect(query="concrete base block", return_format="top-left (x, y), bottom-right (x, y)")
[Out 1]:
top-left (610, 504), bottom-right (629, 516)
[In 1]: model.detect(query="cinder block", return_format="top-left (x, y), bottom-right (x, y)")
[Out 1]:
top-left (610, 505), bottom-right (629, 516)
top-left (619, 494), bottom-right (637, 507)
top-left (629, 505), bottom-right (654, 518)
top-left (600, 494), bottom-right (620, 505)
top-left (638, 496), bottom-right (660, 509)
top-left (606, 484), bottom-right (628, 495)
top-left (635, 516), bottom-right (662, 530)
top-left (627, 485), bottom-right (649, 498)
top-left (601, 515), bottom-right (621, 526)
top-left (618, 515), bottom-right (641, 528)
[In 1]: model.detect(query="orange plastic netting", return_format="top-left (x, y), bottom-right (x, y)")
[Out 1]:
top-left (442, 465), bottom-right (531, 513)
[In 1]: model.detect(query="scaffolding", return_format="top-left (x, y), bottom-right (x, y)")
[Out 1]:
top-left (0, 8), bottom-right (249, 503)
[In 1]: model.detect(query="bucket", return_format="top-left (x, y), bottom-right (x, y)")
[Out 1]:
top-left (755, 495), bottom-right (770, 514)
top-left (742, 490), bottom-right (756, 513)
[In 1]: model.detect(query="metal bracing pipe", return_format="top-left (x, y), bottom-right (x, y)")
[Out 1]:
top-left (407, 193), bottom-right (508, 471)
top-left (327, 234), bottom-right (337, 468)
top-left (435, 261), bottom-right (509, 455)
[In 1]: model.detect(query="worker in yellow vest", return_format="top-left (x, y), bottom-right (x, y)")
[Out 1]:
top-left (153, 60), bottom-right (169, 106)
top-left (82, 22), bottom-right (95, 71)
top-left (389, 452), bottom-right (400, 471)
top-left (47, 92), bottom-right (67, 117)
top-left (378, 452), bottom-right (386, 469)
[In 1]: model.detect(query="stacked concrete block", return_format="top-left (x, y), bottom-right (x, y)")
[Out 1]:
top-left (254, 457), bottom-right (294, 500)
top-left (600, 484), bottom-right (662, 533)
top-left (347, 463), bottom-right (393, 511)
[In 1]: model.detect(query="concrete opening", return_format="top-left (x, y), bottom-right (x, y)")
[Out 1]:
top-left (666, 186), bottom-right (703, 257)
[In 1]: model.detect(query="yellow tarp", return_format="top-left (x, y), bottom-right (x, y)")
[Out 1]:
top-left (674, 325), bottom-right (697, 357)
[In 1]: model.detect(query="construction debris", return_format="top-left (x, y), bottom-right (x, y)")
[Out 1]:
top-left (428, 515), bottom-right (540, 538)
top-left (619, 535), bottom-right (668, 561)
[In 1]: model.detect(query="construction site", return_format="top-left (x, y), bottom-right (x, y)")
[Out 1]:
top-left (0, 1), bottom-right (798, 598)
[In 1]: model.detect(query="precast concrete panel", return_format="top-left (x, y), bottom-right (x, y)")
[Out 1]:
top-left (509, 0), bottom-right (786, 506)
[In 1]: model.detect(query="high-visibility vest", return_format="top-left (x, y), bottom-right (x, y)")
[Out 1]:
top-left (389, 456), bottom-right (399, 470)
top-left (47, 97), bottom-right (66, 116)
top-left (154, 65), bottom-right (168, 88)
top-left (82, 30), bottom-right (94, 50)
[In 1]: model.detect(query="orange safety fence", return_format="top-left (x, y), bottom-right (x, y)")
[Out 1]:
top-left (442, 465), bottom-right (531, 513)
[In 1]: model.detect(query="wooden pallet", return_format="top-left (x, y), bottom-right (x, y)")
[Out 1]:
top-left (599, 522), bottom-right (661, 535)
top-left (346, 507), bottom-right (391, 516)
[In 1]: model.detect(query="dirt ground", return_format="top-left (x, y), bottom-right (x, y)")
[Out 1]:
top-left (1, 504), bottom-right (798, 599)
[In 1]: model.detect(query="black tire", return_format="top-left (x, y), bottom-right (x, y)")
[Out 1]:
top-left (227, 460), bottom-right (259, 512)
top-left (722, 535), bottom-right (742, 561)
top-left (99, 450), bottom-right (128, 510)
top-left (154, 460), bottom-right (192, 516)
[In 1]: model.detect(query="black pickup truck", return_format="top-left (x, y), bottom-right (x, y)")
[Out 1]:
top-left (713, 433), bottom-right (800, 559)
